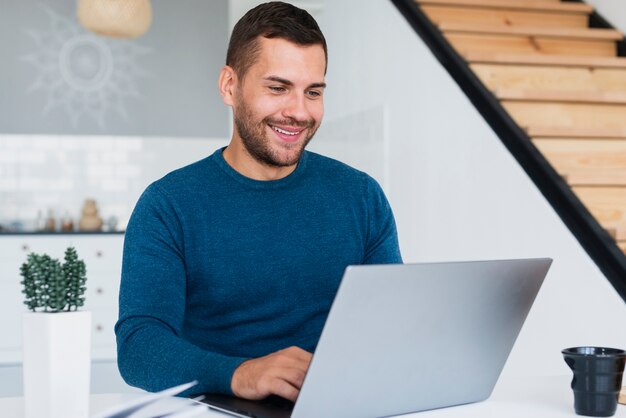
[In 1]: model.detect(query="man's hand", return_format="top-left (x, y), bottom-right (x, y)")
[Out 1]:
top-left (231, 346), bottom-right (313, 402)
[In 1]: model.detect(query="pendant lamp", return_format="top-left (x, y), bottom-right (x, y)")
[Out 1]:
top-left (77, 0), bottom-right (152, 39)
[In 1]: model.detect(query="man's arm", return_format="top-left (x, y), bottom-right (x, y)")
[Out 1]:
top-left (363, 178), bottom-right (403, 265)
top-left (115, 184), bottom-right (248, 396)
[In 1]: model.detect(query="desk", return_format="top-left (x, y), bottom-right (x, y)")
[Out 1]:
top-left (412, 375), bottom-right (626, 418)
top-left (1, 375), bottom-right (625, 418)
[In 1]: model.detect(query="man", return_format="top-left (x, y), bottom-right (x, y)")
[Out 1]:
top-left (115, 1), bottom-right (402, 402)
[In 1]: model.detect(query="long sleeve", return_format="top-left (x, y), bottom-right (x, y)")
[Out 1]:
top-left (114, 184), bottom-right (248, 396)
top-left (363, 178), bottom-right (403, 265)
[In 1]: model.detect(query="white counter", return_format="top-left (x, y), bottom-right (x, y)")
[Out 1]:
top-left (1, 375), bottom-right (624, 418)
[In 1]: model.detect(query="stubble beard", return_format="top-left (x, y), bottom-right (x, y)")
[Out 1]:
top-left (233, 95), bottom-right (319, 168)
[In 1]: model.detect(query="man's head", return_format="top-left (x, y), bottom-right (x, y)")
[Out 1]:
top-left (226, 2), bottom-right (327, 81)
top-left (220, 2), bottom-right (327, 175)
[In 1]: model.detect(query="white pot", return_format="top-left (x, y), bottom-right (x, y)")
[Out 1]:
top-left (23, 311), bottom-right (92, 418)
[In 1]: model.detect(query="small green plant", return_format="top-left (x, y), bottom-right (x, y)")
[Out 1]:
top-left (20, 247), bottom-right (87, 312)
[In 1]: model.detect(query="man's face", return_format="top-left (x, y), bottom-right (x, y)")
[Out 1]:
top-left (231, 37), bottom-right (326, 168)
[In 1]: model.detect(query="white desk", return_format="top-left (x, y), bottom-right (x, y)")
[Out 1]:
top-left (1, 375), bottom-right (625, 418)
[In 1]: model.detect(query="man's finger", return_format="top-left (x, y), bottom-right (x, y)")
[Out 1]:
top-left (275, 365), bottom-right (307, 391)
top-left (269, 377), bottom-right (300, 402)
top-left (277, 357), bottom-right (310, 376)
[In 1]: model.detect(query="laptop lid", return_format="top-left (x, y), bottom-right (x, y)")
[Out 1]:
top-left (200, 258), bottom-right (552, 418)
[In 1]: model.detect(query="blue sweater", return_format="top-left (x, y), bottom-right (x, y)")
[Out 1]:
top-left (115, 148), bottom-right (402, 396)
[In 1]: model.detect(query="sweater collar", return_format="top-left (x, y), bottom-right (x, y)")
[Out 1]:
top-left (211, 147), bottom-right (308, 189)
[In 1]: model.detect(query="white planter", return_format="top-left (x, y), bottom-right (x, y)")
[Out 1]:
top-left (23, 311), bottom-right (92, 418)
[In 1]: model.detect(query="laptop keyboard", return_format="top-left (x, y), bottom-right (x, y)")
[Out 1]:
top-left (259, 395), bottom-right (295, 411)
top-left (199, 392), bottom-right (294, 418)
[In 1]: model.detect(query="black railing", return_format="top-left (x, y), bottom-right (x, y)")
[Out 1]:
top-left (390, 0), bottom-right (626, 302)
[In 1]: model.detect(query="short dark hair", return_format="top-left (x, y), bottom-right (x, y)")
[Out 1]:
top-left (226, 2), bottom-right (327, 79)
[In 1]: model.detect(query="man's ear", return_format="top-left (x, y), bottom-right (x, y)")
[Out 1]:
top-left (218, 65), bottom-right (237, 106)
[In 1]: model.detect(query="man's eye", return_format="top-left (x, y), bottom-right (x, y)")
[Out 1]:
top-left (307, 90), bottom-right (322, 98)
top-left (269, 86), bottom-right (285, 93)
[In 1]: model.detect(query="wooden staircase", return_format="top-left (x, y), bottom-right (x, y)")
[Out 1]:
top-left (414, 0), bottom-right (626, 255)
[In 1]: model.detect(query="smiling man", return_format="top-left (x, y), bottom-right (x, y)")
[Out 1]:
top-left (115, 1), bottom-right (402, 402)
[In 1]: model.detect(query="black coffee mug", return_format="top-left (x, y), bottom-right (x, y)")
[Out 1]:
top-left (562, 347), bottom-right (626, 417)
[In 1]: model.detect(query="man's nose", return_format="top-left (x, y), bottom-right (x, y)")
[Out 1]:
top-left (282, 93), bottom-right (310, 123)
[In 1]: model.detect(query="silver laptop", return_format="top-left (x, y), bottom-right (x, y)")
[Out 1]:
top-left (199, 258), bottom-right (552, 418)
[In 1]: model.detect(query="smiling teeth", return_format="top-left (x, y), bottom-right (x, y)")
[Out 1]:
top-left (272, 126), bottom-right (299, 136)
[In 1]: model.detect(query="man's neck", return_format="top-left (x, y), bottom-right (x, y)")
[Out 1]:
top-left (222, 141), bottom-right (297, 181)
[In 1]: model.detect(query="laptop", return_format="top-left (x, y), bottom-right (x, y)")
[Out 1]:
top-left (198, 258), bottom-right (552, 418)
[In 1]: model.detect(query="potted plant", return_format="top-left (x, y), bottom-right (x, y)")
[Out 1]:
top-left (20, 247), bottom-right (91, 418)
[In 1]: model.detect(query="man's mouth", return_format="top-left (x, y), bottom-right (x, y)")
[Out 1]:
top-left (269, 124), bottom-right (306, 143)
top-left (272, 125), bottom-right (301, 136)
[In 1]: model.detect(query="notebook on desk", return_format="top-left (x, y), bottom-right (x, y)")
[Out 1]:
top-left (197, 258), bottom-right (552, 418)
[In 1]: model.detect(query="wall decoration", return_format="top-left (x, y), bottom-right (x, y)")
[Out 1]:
top-left (0, 0), bottom-right (229, 137)
top-left (22, 4), bottom-right (152, 129)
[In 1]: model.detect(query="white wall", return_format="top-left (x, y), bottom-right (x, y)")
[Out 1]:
top-left (318, 1), bottom-right (626, 377)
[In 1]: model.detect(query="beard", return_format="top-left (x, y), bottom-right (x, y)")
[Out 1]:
top-left (233, 95), bottom-right (319, 168)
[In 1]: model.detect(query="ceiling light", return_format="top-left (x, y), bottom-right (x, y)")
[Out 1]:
top-left (77, 0), bottom-right (152, 39)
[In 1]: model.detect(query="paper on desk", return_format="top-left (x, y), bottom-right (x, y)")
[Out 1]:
top-left (128, 402), bottom-right (207, 418)
top-left (91, 381), bottom-right (198, 418)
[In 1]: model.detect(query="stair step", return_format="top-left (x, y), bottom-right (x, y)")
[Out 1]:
top-left (440, 22), bottom-right (623, 40)
top-left (421, 4), bottom-right (588, 28)
top-left (416, 0), bottom-right (592, 14)
top-left (502, 101), bottom-right (626, 132)
top-left (496, 89), bottom-right (626, 104)
top-left (471, 64), bottom-right (626, 98)
top-left (573, 186), bottom-right (626, 241)
top-left (464, 52), bottom-right (626, 68)
top-left (417, 1), bottom-right (626, 254)
top-left (527, 126), bottom-right (626, 139)
top-left (447, 32), bottom-right (616, 57)
top-left (533, 139), bottom-right (626, 186)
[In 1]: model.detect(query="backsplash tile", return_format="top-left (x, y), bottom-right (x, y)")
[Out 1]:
top-left (0, 134), bottom-right (228, 232)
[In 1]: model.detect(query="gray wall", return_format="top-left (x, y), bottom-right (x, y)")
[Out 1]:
top-left (0, 0), bottom-right (229, 137)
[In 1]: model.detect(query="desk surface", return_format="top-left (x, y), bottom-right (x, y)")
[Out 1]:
top-left (1, 375), bottom-right (625, 418)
